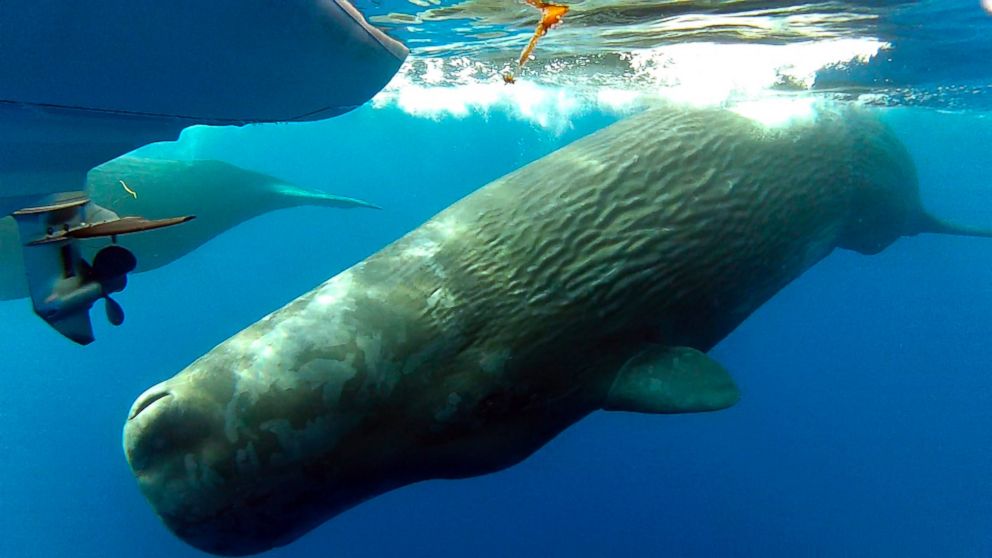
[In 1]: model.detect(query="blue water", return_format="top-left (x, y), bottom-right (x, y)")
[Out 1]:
top-left (4, 0), bottom-right (992, 554)
top-left (1, 103), bottom-right (990, 557)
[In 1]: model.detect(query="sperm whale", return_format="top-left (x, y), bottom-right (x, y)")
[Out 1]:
top-left (123, 104), bottom-right (990, 555)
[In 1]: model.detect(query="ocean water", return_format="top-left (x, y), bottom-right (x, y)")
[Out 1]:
top-left (2, 1), bottom-right (991, 557)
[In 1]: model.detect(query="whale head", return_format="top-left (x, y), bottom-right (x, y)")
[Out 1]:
top-left (121, 337), bottom-right (404, 556)
top-left (122, 367), bottom-right (260, 555)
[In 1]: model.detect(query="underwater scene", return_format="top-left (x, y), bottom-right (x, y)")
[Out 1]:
top-left (1, 1), bottom-right (991, 557)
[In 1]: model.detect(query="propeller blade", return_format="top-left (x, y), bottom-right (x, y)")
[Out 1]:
top-left (105, 297), bottom-right (125, 326)
top-left (92, 245), bottom-right (137, 278)
top-left (92, 246), bottom-right (136, 294)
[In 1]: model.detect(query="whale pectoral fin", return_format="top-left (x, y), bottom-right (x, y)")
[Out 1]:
top-left (603, 346), bottom-right (740, 414)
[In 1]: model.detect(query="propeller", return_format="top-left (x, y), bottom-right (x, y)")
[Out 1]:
top-left (14, 199), bottom-right (195, 344)
top-left (89, 245), bottom-right (138, 327)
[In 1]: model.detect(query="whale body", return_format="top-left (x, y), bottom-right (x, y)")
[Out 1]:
top-left (123, 104), bottom-right (990, 555)
top-left (0, 157), bottom-right (378, 300)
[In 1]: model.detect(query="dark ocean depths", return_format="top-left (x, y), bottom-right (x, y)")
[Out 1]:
top-left (2, 3), bottom-right (992, 557)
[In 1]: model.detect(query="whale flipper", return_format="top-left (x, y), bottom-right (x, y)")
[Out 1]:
top-left (603, 346), bottom-right (740, 414)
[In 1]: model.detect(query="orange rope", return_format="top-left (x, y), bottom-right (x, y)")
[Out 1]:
top-left (517, 0), bottom-right (569, 67)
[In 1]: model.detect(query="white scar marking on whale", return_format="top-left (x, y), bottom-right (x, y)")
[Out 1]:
top-left (316, 274), bottom-right (354, 307)
top-left (406, 238), bottom-right (440, 259)
top-left (406, 217), bottom-right (463, 260)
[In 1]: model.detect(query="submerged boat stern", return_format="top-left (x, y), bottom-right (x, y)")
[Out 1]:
top-left (0, 0), bottom-right (408, 343)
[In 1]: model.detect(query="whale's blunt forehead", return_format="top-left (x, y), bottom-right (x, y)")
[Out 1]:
top-left (178, 251), bottom-right (460, 469)
top-left (132, 268), bottom-right (415, 542)
top-left (132, 275), bottom-right (334, 494)
top-left (210, 272), bottom-right (383, 449)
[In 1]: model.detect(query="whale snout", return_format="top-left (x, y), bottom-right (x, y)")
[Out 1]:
top-left (122, 378), bottom-right (246, 554)
top-left (123, 384), bottom-right (214, 474)
top-left (128, 386), bottom-right (172, 421)
top-left (122, 369), bottom-right (328, 555)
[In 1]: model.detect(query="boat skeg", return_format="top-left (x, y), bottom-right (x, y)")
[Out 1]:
top-left (12, 194), bottom-right (191, 345)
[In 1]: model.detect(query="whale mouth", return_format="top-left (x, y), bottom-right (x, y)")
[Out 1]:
top-left (128, 390), bottom-right (172, 421)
